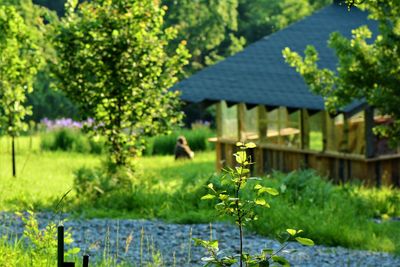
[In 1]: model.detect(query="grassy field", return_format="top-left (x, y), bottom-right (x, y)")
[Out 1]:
top-left (1, 135), bottom-right (400, 255)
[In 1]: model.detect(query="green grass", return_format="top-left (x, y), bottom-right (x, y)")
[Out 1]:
top-left (0, 135), bottom-right (101, 210)
top-left (1, 135), bottom-right (400, 255)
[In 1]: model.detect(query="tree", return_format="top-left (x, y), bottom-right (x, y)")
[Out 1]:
top-left (52, 0), bottom-right (190, 168)
top-left (238, 0), bottom-right (330, 44)
top-left (163, 0), bottom-right (245, 74)
top-left (0, 3), bottom-right (45, 177)
top-left (283, 0), bottom-right (400, 146)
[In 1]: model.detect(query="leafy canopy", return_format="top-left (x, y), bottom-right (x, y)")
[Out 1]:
top-left (0, 3), bottom-right (44, 136)
top-left (283, 0), bottom-right (400, 145)
top-left (52, 0), bottom-right (190, 166)
top-left (163, 0), bottom-right (245, 73)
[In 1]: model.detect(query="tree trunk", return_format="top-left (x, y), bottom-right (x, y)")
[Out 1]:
top-left (11, 135), bottom-right (16, 177)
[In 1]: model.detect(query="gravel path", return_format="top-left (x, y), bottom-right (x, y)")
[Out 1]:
top-left (0, 212), bottom-right (399, 266)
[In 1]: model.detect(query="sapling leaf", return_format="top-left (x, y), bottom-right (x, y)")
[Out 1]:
top-left (258, 187), bottom-right (279, 196)
top-left (245, 142), bottom-right (256, 148)
top-left (219, 194), bottom-right (229, 201)
top-left (255, 199), bottom-right (269, 207)
top-left (236, 167), bottom-right (250, 174)
top-left (66, 247), bottom-right (80, 255)
top-left (272, 255), bottom-right (290, 266)
top-left (286, 229), bottom-right (297, 236)
top-left (208, 240), bottom-right (219, 250)
top-left (295, 237), bottom-right (314, 246)
top-left (236, 142), bottom-right (244, 147)
top-left (201, 194), bottom-right (215, 200)
top-left (235, 151), bottom-right (247, 164)
top-left (254, 184), bottom-right (262, 190)
top-left (207, 183), bottom-right (217, 193)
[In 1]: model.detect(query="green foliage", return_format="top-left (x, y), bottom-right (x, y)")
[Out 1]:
top-left (40, 128), bottom-right (105, 154)
top-left (0, 0), bottom-right (73, 123)
top-left (283, 0), bottom-right (400, 145)
top-left (0, 211), bottom-right (80, 266)
top-left (73, 164), bottom-right (134, 210)
top-left (238, 0), bottom-right (330, 44)
top-left (0, 4), bottom-right (42, 137)
top-left (197, 142), bottom-right (313, 266)
top-left (163, 0), bottom-right (245, 73)
top-left (144, 126), bottom-right (214, 156)
top-left (52, 0), bottom-right (190, 167)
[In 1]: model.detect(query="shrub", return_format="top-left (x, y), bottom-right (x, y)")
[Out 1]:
top-left (73, 163), bottom-right (135, 210)
top-left (40, 128), bottom-right (105, 154)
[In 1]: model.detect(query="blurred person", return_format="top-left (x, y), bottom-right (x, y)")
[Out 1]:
top-left (174, 136), bottom-right (194, 160)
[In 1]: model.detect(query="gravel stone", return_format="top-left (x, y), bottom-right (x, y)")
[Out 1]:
top-left (0, 212), bottom-right (399, 266)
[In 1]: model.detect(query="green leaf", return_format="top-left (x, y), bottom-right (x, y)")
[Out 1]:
top-left (207, 183), bottom-right (216, 192)
top-left (255, 199), bottom-right (270, 207)
top-left (236, 167), bottom-right (250, 174)
top-left (245, 142), bottom-right (256, 148)
top-left (235, 151), bottom-right (247, 164)
top-left (254, 184), bottom-right (262, 190)
top-left (218, 194), bottom-right (229, 201)
top-left (272, 255), bottom-right (290, 266)
top-left (295, 237), bottom-right (314, 246)
top-left (236, 142), bottom-right (244, 147)
top-left (201, 194), bottom-right (215, 200)
top-left (258, 187), bottom-right (279, 196)
top-left (286, 229), bottom-right (297, 236)
top-left (209, 240), bottom-right (219, 250)
top-left (66, 247), bottom-right (80, 255)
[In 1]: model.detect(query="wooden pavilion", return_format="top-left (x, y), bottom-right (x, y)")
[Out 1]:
top-left (173, 1), bottom-right (400, 186)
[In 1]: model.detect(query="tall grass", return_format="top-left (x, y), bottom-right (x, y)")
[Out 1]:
top-left (40, 128), bottom-right (105, 154)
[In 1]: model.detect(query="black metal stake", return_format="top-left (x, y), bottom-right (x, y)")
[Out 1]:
top-left (58, 225), bottom-right (64, 267)
top-left (83, 255), bottom-right (89, 267)
top-left (58, 224), bottom-right (88, 267)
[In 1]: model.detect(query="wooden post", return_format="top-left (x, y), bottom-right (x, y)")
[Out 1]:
top-left (300, 109), bottom-right (310, 149)
top-left (342, 116), bottom-right (350, 153)
top-left (322, 111), bottom-right (328, 151)
top-left (277, 107), bottom-right (283, 145)
top-left (215, 142), bottom-right (222, 171)
top-left (364, 106), bottom-right (375, 158)
top-left (322, 111), bottom-right (336, 152)
top-left (216, 102), bottom-right (223, 138)
top-left (215, 103), bottom-right (223, 172)
top-left (257, 105), bottom-right (267, 142)
top-left (237, 103), bottom-right (246, 141)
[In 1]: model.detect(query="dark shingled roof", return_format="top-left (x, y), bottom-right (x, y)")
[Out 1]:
top-left (172, 2), bottom-right (378, 114)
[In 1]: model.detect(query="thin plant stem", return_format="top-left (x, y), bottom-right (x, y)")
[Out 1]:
top-left (187, 227), bottom-right (192, 265)
top-left (236, 159), bottom-right (245, 267)
top-left (116, 220), bottom-right (119, 261)
top-left (140, 226), bottom-right (144, 266)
